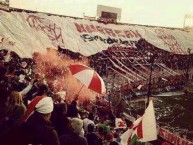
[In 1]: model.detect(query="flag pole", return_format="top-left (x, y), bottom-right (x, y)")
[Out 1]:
top-left (146, 52), bottom-right (156, 108)
top-left (185, 48), bottom-right (191, 85)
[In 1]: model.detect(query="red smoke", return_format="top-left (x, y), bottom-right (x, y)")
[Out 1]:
top-left (33, 48), bottom-right (96, 103)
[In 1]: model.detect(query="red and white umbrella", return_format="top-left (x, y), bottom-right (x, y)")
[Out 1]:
top-left (68, 64), bottom-right (106, 94)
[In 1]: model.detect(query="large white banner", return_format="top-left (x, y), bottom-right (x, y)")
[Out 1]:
top-left (0, 10), bottom-right (193, 58)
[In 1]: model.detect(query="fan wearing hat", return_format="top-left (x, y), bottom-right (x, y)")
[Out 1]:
top-left (2, 96), bottom-right (60, 145)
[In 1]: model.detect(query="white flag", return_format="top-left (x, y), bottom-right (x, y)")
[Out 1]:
top-left (121, 100), bottom-right (157, 145)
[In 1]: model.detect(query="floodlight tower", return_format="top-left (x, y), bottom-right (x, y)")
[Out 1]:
top-left (184, 14), bottom-right (193, 30)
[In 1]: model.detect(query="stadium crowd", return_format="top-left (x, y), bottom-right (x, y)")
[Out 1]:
top-left (0, 49), bottom-right (127, 145)
top-left (0, 38), bottom-right (192, 145)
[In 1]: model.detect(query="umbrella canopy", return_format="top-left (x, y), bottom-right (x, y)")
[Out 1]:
top-left (68, 64), bottom-right (106, 94)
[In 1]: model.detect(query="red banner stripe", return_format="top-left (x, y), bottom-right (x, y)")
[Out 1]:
top-left (19, 96), bottom-right (44, 123)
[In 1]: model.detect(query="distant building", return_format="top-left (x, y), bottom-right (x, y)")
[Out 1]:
top-left (97, 5), bottom-right (122, 23)
top-left (82, 5), bottom-right (122, 24)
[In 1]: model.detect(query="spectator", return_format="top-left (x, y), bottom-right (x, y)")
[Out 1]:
top-left (23, 78), bottom-right (40, 105)
top-left (36, 84), bottom-right (49, 96)
top-left (6, 91), bottom-right (26, 125)
top-left (0, 87), bottom-right (11, 137)
top-left (97, 126), bottom-right (105, 143)
top-left (83, 112), bottom-right (95, 133)
top-left (0, 91), bottom-right (26, 140)
top-left (51, 102), bottom-right (70, 136)
top-left (86, 124), bottom-right (103, 145)
top-left (60, 118), bottom-right (88, 145)
top-left (67, 95), bottom-right (79, 118)
top-left (1, 96), bottom-right (60, 145)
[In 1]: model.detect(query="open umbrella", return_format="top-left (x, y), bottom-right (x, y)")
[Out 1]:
top-left (68, 64), bottom-right (106, 94)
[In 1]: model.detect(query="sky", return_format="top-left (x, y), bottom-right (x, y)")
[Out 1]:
top-left (8, 0), bottom-right (193, 28)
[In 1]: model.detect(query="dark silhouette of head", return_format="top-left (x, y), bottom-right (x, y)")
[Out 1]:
top-left (87, 123), bottom-right (95, 133)
top-left (88, 112), bottom-right (94, 121)
top-left (37, 84), bottom-right (48, 96)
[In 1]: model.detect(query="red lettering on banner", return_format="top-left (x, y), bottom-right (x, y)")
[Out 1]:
top-left (27, 15), bottom-right (64, 47)
top-left (74, 23), bottom-right (142, 39)
top-left (155, 29), bottom-right (184, 54)
top-left (96, 26), bottom-right (105, 34)
top-left (90, 25), bottom-right (97, 32)
top-left (131, 30), bottom-right (142, 38)
top-left (124, 30), bottom-right (134, 38)
top-left (85, 25), bottom-right (96, 33)
top-left (0, 36), bottom-right (16, 46)
top-left (8, 41), bottom-right (16, 46)
top-left (159, 128), bottom-right (193, 145)
top-left (85, 25), bottom-right (92, 33)
top-left (114, 30), bottom-right (126, 38)
top-left (0, 37), bottom-right (5, 44)
top-left (74, 23), bottom-right (87, 33)
top-left (124, 30), bottom-right (142, 38)
top-left (104, 28), bottom-right (116, 37)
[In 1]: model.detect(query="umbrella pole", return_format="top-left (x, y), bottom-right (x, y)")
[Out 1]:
top-left (77, 84), bottom-right (84, 95)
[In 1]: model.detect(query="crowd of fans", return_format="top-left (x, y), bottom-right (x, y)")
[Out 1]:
top-left (0, 49), bottom-right (128, 145)
top-left (0, 37), bottom-right (192, 145)
top-left (0, 86), bottom-right (126, 145)
top-left (121, 74), bottom-right (185, 94)
top-left (137, 38), bottom-right (193, 70)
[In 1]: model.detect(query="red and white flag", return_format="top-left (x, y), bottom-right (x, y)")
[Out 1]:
top-left (121, 100), bottom-right (157, 145)
top-left (115, 118), bottom-right (127, 129)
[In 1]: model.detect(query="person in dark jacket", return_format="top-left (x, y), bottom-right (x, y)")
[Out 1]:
top-left (21, 111), bottom-right (60, 145)
top-left (67, 95), bottom-right (79, 118)
top-left (1, 96), bottom-right (60, 145)
top-left (59, 118), bottom-right (87, 145)
top-left (51, 102), bottom-right (70, 136)
top-left (86, 124), bottom-right (103, 145)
